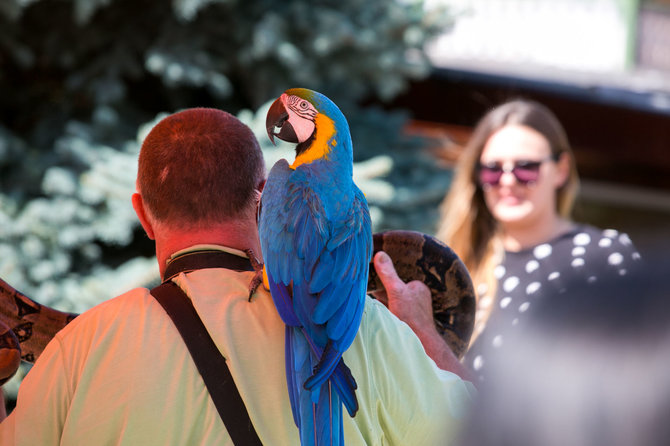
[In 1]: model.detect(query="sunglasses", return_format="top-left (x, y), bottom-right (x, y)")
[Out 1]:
top-left (477, 155), bottom-right (558, 187)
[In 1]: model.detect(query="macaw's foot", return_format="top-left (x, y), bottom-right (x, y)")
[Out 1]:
top-left (244, 249), bottom-right (266, 302)
top-left (244, 248), bottom-right (263, 272)
top-left (247, 269), bottom-right (264, 302)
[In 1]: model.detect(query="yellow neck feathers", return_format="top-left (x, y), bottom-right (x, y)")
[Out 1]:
top-left (291, 114), bottom-right (337, 169)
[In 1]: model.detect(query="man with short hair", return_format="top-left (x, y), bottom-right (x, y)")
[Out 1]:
top-left (1, 108), bottom-right (474, 445)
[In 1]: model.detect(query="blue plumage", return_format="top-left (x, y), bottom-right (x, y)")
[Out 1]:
top-left (259, 88), bottom-right (372, 445)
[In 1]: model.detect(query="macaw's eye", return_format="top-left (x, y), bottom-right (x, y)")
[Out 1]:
top-left (299, 101), bottom-right (309, 109)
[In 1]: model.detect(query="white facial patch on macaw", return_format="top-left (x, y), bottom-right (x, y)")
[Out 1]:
top-left (285, 94), bottom-right (317, 143)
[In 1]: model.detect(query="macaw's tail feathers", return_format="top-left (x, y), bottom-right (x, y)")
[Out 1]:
top-left (286, 327), bottom-right (356, 445)
top-left (307, 381), bottom-right (344, 446)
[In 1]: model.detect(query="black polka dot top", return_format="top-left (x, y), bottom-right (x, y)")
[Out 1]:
top-left (464, 224), bottom-right (641, 383)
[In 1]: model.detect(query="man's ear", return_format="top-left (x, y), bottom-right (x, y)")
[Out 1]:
top-left (257, 178), bottom-right (266, 193)
top-left (132, 193), bottom-right (156, 240)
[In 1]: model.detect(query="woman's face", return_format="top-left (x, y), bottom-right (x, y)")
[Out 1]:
top-left (478, 124), bottom-right (566, 229)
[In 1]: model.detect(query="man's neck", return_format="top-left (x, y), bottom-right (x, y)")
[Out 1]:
top-left (153, 220), bottom-right (262, 278)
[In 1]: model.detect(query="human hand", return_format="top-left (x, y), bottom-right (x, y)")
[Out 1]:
top-left (371, 250), bottom-right (474, 380)
top-left (370, 250), bottom-right (436, 338)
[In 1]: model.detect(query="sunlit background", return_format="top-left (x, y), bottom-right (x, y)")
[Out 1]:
top-left (1, 0), bottom-right (668, 406)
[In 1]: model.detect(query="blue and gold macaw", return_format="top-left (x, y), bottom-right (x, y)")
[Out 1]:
top-left (260, 88), bottom-right (372, 446)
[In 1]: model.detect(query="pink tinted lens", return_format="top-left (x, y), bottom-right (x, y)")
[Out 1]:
top-left (512, 164), bottom-right (541, 183)
top-left (478, 166), bottom-right (503, 186)
top-left (478, 161), bottom-right (543, 186)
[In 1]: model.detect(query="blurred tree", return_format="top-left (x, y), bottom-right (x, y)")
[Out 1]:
top-left (0, 0), bottom-right (454, 316)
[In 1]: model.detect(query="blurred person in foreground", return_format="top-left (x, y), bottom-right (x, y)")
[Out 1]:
top-left (436, 99), bottom-right (641, 383)
top-left (454, 259), bottom-right (668, 446)
top-left (0, 107), bottom-right (474, 444)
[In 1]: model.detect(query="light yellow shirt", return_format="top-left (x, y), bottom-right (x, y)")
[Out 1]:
top-left (1, 261), bottom-right (474, 445)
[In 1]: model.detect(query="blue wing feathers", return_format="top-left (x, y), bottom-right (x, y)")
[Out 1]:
top-left (307, 254), bottom-right (334, 294)
top-left (303, 341), bottom-right (342, 391)
top-left (325, 283), bottom-right (364, 343)
top-left (290, 251), bottom-right (304, 286)
top-left (332, 238), bottom-right (355, 283)
top-left (268, 277), bottom-right (301, 327)
top-left (332, 283), bottom-right (366, 349)
top-left (285, 327), bottom-right (302, 426)
top-left (300, 330), bottom-right (358, 417)
top-left (330, 361), bottom-right (358, 417)
top-left (311, 282), bottom-right (351, 325)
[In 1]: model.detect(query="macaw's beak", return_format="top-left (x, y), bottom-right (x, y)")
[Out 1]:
top-left (266, 95), bottom-right (298, 145)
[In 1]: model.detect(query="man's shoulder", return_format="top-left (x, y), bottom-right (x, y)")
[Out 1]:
top-left (87, 286), bottom-right (154, 314)
top-left (354, 296), bottom-right (427, 354)
top-left (358, 296), bottom-right (398, 332)
top-left (58, 287), bottom-right (156, 336)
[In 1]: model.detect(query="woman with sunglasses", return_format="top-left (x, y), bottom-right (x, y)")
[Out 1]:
top-left (436, 99), bottom-right (640, 382)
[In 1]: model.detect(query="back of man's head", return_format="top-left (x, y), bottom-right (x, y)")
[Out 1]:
top-left (138, 108), bottom-right (265, 227)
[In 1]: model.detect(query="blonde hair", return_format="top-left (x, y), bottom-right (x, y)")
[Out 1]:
top-left (436, 99), bottom-right (579, 342)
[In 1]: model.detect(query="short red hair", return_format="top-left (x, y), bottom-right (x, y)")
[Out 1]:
top-left (138, 108), bottom-right (265, 226)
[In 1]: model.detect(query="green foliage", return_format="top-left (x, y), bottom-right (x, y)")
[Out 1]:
top-left (0, 108), bottom-right (158, 312)
top-left (0, 0), bottom-right (453, 311)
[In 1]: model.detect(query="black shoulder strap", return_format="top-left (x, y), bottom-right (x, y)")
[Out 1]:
top-left (151, 253), bottom-right (262, 445)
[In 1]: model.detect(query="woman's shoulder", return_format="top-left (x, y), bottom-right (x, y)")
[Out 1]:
top-left (505, 223), bottom-right (641, 273)
top-left (569, 223), bottom-right (638, 252)
top-left (563, 223), bottom-right (641, 275)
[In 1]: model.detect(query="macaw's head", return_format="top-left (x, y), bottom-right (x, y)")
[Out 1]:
top-left (266, 88), bottom-right (349, 167)
top-left (266, 88), bottom-right (318, 146)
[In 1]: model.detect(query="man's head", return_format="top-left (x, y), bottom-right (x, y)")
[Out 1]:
top-left (136, 108), bottom-right (265, 229)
